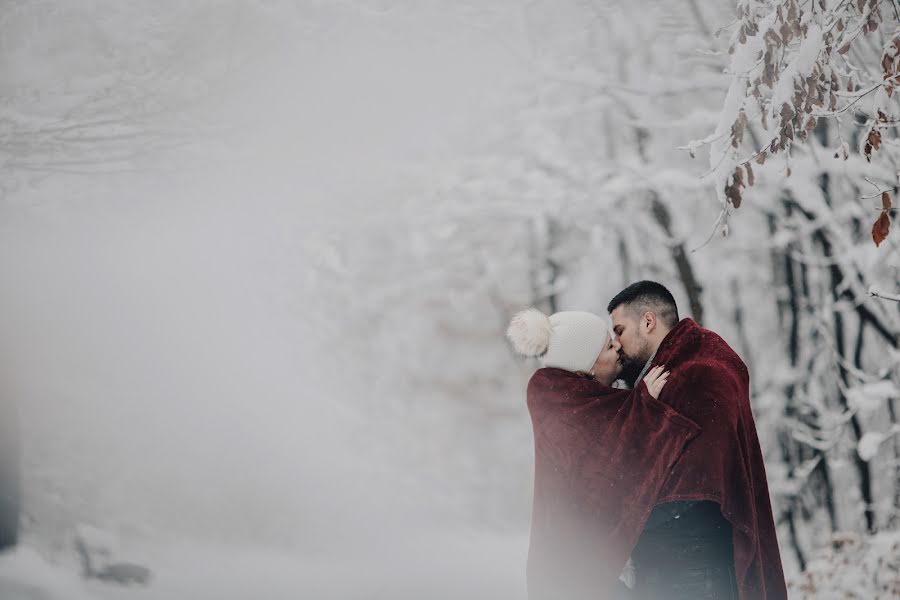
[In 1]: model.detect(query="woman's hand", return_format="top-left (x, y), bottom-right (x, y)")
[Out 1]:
top-left (643, 365), bottom-right (669, 400)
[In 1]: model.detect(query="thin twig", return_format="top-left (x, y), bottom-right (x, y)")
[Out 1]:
top-left (714, 17), bottom-right (740, 37)
top-left (860, 186), bottom-right (900, 200)
top-left (691, 206), bottom-right (728, 253)
top-left (816, 77), bottom-right (900, 118)
top-left (864, 177), bottom-right (882, 193)
top-left (869, 286), bottom-right (900, 303)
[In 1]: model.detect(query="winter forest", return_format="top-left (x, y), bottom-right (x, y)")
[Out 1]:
top-left (2, 0), bottom-right (900, 598)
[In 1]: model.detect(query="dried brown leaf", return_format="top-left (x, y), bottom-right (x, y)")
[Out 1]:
top-left (780, 103), bottom-right (795, 124)
top-left (780, 23), bottom-right (792, 44)
top-left (763, 62), bottom-right (776, 87)
top-left (873, 210), bottom-right (891, 246)
top-left (731, 111), bottom-right (749, 148)
top-left (869, 129), bottom-right (883, 150)
top-left (725, 183), bottom-right (743, 209)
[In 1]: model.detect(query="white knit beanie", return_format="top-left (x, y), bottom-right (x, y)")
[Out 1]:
top-left (506, 308), bottom-right (610, 373)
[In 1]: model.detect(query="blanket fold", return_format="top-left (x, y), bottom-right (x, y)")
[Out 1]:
top-left (526, 318), bottom-right (787, 600)
top-left (526, 369), bottom-right (700, 600)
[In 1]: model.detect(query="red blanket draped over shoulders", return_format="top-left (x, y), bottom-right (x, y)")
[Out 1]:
top-left (526, 368), bottom-right (700, 600)
top-left (526, 318), bottom-right (788, 600)
top-left (645, 318), bottom-right (787, 600)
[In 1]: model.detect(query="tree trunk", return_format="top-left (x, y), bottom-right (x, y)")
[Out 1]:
top-left (778, 199), bottom-right (808, 568)
top-left (632, 125), bottom-right (705, 325)
top-left (0, 398), bottom-right (21, 551)
top-left (649, 195), bottom-right (704, 324)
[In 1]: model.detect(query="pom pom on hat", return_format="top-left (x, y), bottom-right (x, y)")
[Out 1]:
top-left (507, 308), bottom-right (610, 373)
top-left (507, 308), bottom-right (553, 357)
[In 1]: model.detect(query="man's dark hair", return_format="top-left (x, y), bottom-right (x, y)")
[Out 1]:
top-left (607, 280), bottom-right (679, 328)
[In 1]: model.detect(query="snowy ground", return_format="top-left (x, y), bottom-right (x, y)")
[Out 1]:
top-left (9, 527), bottom-right (898, 600)
top-left (787, 530), bottom-right (900, 599)
top-left (0, 529), bottom-right (528, 600)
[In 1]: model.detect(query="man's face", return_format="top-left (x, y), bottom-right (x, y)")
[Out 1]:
top-left (610, 304), bottom-right (653, 385)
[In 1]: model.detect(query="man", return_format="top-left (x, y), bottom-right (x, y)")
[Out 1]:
top-left (608, 281), bottom-right (787, 600)
top-left (609, 282), bottom-right (677, 389)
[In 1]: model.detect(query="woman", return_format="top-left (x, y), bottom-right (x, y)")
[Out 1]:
top-left (507, 309), bottom-right (701, 600)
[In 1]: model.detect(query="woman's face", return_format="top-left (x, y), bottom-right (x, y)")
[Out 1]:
top-left (590, 334), bottom-right (622, 385)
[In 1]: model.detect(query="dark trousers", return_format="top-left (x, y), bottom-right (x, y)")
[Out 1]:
top-left (631, 501), bottom-right (738, 600)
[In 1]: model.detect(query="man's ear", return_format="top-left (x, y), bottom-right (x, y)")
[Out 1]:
top-left (642, 311), bottom-right (657, 334)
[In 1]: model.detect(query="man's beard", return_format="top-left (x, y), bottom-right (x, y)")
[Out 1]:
top-left (617, 358), bottom-right (644, 388)
top-left (617, 340), bottom-right (652, 388)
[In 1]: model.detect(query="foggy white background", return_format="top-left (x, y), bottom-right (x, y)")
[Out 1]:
top-left (4, 1), bottom-right (900, 599)
top-left (0, 2), bottom-right (535, 598)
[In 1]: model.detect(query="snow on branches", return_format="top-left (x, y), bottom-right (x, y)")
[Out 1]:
top-left (699, 0), bottom-right (900, 246)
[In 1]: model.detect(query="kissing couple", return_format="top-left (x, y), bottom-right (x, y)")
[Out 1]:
top-left (507, 281), bottom-right (787, 600)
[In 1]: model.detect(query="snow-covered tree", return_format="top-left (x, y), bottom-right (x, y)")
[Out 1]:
top-left (702, 0), bottom-right (900, 572)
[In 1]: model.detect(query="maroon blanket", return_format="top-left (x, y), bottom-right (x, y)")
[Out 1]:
top-left (644, 318), bottom-right (787, 599)
top-left (526, 319), bottom-right (787, 600)
top-left (526, 369), bottom-right (700, 599)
